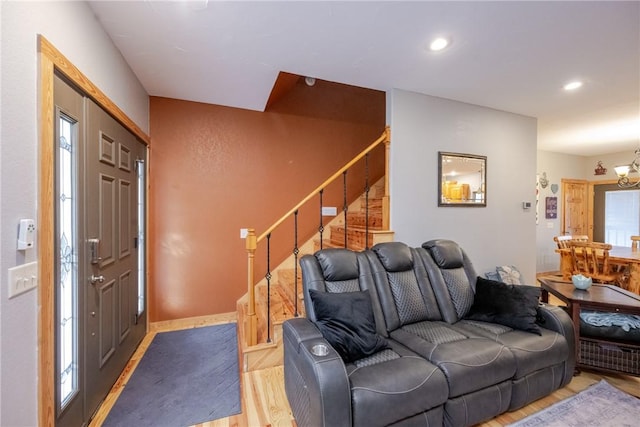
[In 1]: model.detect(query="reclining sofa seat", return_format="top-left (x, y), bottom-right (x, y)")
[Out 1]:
top-left (419, 239), bottom-right (575, 411)
top-left (367, 242), bottom-right (516, 426)
top-left (283, 248), bottom-right (449, 427)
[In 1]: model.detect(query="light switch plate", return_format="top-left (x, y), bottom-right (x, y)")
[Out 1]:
top-left (240, 228), bottom-right (248, 239)
top-left (321, 206), bottom-right (337, 216)
top-left (7, 261), bottom-right (37, 299)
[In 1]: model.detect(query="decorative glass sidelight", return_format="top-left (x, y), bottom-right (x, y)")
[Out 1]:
top-left (136, 159), bottom-right (146, 316)
top-left (57, 114), bottom-right (78, 408)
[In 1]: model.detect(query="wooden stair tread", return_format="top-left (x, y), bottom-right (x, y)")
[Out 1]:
top-left (346, 212), bottom-right (383, 228)
top-left (257, 284), bottom-right (303, 326)
top-left (315, 238), bottom-right (367, 252)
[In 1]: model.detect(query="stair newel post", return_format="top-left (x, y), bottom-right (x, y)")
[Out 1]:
top-left (365, 152), bottom-right (370, 249)
top-left (293, 210), bottom-right (299, 317)
top-left (382, 126), bottom-right (391, 230)
top-left (343, 170), bottom-right (348, 248)
top-left (318, 189), bottom-right (324, 250)
top-left (245, 228), bottom-right (258, 346)
top-left (266, 233), bottom-right (272, 343)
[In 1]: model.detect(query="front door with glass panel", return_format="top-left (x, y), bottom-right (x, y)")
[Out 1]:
top-left (54, 74), bottom-right (147, 426)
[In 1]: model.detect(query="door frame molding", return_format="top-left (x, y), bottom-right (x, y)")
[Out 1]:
top-left (38, 35), bottom-right (150, 426)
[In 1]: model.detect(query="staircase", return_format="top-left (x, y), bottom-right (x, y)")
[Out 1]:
top-left (237, 178), bottom-right (393, 371)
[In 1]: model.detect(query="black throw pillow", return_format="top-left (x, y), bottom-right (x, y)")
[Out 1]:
top-left (309, 289), bottom-right (390, 362)
top-left (465, 276), bottom-right (542, 335)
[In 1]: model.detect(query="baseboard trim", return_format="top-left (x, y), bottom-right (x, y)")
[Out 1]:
top-left (150, 312), bottom-right (237, 333)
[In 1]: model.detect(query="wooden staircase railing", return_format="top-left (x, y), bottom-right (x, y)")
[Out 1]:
top-left (244, 127), bottom-right (390, 346)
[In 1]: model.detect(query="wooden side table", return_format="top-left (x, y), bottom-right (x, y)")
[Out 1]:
top-left (538, 278), bottom-right (640, 375)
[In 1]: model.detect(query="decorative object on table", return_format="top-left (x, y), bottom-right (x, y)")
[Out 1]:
top-left (545, 196), bottom-right (557, 219)
top-left (507, 380), bottom-right (640, 427)
top-left (594, 160), bottom-right (607, 175)
top-left (550, 183), bottom-right (558, 194)
top-left (538, 172), bottom-right (549, 189)
top-left (614, 147), bottom-right (640, 188)
top-left (571, 274), bottom-right (592, 290)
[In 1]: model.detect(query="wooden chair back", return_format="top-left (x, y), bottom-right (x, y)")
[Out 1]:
top-left (554, 235), bottom-right (589, 249)
top-left (631, 236), bottom-right (640, 250)
top-left (569, 241), bottom-right (621, 284)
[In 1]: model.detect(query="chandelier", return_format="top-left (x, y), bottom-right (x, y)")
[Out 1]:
top-left (614, 148), bottom-right (640, 188)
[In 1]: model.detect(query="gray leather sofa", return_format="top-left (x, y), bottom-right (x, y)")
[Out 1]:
top-left (284, 239), bottom-right (575, 427)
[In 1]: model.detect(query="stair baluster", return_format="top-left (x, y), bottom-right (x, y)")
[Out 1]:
top-left (319, 189), bottom-right (324, 251)
top-left (343, 171), bottom-right (348, 248)
top-left (265, 233), bottom-right (272, 343)
top-left (293, 210), bottom-right (299, 317)
top-left (365, 153), bottom-right (370, 249)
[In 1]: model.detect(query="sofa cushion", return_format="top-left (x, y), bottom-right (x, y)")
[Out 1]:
top-left (456, 320), bottom-right (568, 378)
top-left (316, 249), bottom-right (359, 281)
top-left (485, 270), bottom-right (502, 282)
top-left (465, 277), bottom-right (541, 335)
top-left (423, 239), bottom-right (465, 269)
top-left (309, 289), bottom-right (389, 362)
top-left (496, 265), bottom-right (525, 285)
top-left (441, 268), bottom-right (475, 319)
top-left (348, 355), bottom-right (448, 426)
top-left (390, 322), bottom-right (516, 397)
top-left (372, 242), bottom-right (414, 272)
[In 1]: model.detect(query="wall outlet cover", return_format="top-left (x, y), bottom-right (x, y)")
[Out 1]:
top-left (321, 206), bottom-right (337, 216)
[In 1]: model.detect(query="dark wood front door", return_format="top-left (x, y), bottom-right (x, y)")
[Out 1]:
top-left (54, 74), bottom-right (147, 426)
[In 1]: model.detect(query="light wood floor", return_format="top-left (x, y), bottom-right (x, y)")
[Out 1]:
top-left (90, 312), bottom-right (640, 427)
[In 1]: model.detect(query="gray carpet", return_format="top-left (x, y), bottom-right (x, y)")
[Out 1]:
top-left (508, 380), bottom-right (640, 427)
top-left (103, 323), bottom-right (240, 427)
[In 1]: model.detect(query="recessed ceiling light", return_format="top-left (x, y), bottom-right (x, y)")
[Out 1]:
top-left (563, 81), bottom-right (583, 91)
top-left (430, 37), bottom-right (450, 52)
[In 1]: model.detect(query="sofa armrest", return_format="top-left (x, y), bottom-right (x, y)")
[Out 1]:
top-left (536, 303), bottom-right (576, 384)
top-left (283, 318), bottom-right (352, 427)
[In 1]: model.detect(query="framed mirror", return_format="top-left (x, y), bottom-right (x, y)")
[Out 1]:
top-left (438, 152), bottom-right (487, 207)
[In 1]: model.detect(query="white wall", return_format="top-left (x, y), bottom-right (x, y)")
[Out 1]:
top-left (536, 149), bottom-right (636, 272)
top-left (585, 151), bottom-right (637, 183)
top-left (535, 151), bottom-right (586, 272)
top-left (387, 89), bottom-right (538, 283)
top-left (0, 2), bottom-right (149, 425)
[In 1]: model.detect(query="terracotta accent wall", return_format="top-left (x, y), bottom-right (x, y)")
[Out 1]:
top-left (149, 80), bottom-right (385, 321)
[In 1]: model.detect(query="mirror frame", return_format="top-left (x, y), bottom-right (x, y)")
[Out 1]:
top-left (438, 151), bottom-right (487, 207)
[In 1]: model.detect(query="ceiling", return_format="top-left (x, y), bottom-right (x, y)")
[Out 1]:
top-left (88, 1), bottom-right (640, 157)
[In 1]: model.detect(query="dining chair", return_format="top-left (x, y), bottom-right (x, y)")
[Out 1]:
top-left (569, 241), bottom-right (624, 286)
top-left (631, 236), bottom-right (640, 250)
top-left (554, 234), bottom-right (589, 249)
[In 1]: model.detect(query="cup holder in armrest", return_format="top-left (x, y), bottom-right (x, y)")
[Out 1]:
top-left (310, 343), bottom-right (329, 357)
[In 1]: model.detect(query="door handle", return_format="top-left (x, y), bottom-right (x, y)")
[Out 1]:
top-left (90, 275), bottom-right (105, 285)
top-left (88, 238), bottom-right (102, 264)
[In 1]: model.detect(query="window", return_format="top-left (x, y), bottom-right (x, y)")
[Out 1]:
top-left (604, 189), bottom-right (640, 246)
top-left (136, 159), bottom-right (146, 317)
top-left (57, 114), bottom-right (78, 408)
